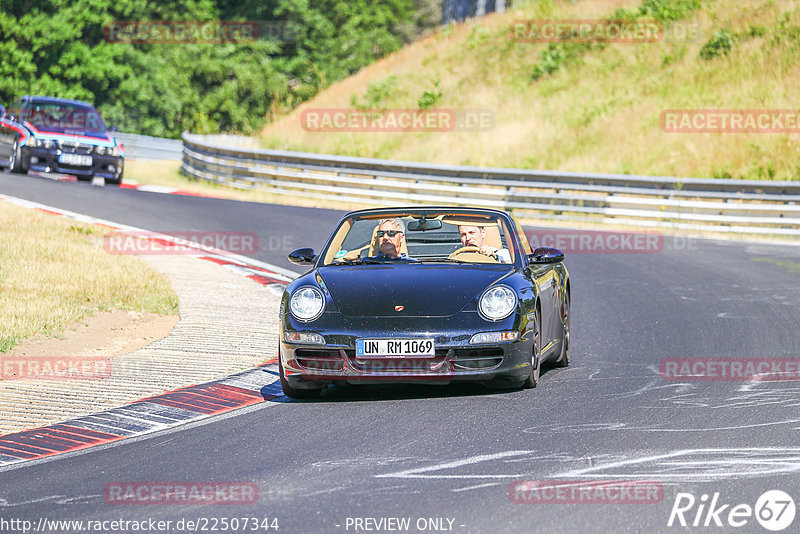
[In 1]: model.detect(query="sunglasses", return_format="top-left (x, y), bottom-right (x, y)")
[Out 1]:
top-left (376, 230), bottom-right (402, 237)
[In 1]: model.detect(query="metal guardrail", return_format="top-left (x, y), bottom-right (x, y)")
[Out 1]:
top-left (181, 132), bottom-right (800, 235)
top-left (116, 132), bottom-right (182, 160)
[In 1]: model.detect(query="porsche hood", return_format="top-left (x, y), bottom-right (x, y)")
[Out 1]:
top-left (318, 263), bottom-right (513, 317)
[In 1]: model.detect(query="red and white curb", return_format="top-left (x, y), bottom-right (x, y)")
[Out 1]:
top-left (0, 365), bottom-right (284, 468)
top-left (0, 193), bottom-right (299, 467)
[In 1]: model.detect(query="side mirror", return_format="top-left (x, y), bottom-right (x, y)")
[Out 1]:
top-left (528, 247), bottom-right (564, 264)
top-left (288, 247), bottom-right (316, 265)
top-left (109, 125), bottom-right (119, 132)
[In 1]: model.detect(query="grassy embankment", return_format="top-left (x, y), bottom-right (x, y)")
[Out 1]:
top-left (131, 0), bottom-right (800, 209)
top-left (0, 201), bottom-right (178, 352)
top-left (257, 0), bottom-right (799, 180)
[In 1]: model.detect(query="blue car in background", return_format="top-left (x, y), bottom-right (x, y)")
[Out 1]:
top-left (0, 95), bottom-right (124, 184)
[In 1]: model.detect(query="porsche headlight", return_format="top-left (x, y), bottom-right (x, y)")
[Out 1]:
top-left (289, 286), bottom-right (325, 322)
top-left (478, 285), bottom-right (517, 321)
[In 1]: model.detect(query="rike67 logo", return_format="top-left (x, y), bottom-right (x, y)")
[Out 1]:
top-left (668, 490), bottom-right (796, 531)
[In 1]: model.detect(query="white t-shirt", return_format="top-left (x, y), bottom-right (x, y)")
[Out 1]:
top-left (491, 247), bottom-right (512, 263)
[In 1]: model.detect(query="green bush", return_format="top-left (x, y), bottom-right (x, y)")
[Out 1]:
top-left (417, 79), bottom-right (442, 109)
top-left (531, 44), bottom-right (566, 80)
top-left (351, 76), bottom-right (399, 110)
top-left (639, 0), bottom-right (702, 22)
top-left (699, 29), bottom-right (734, 60)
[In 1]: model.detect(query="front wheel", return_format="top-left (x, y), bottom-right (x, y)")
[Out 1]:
top-left (9, 139), bottom-right (26, 173)
top-left (552, 292), bottom-right (570, 368)
top-left (279, 355), bottom-right (322, 399)
top-left (523, 308), bottom-right (541, 388)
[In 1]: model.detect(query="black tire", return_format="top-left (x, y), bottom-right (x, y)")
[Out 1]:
top-left (9, 139), bottom-right (25, 173)
top-left (553, 292), bottom-right (571, 368)
top-left (279, 355), bottom-right (322, 399)
top-left (523, 306), bottom-right (541, 388)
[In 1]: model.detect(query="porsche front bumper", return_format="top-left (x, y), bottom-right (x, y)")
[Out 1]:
top-left (279, 313), bottom-right (534, 389)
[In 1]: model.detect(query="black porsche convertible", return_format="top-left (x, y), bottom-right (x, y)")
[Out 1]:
top-left (279, 207), bottom-right (570, 398)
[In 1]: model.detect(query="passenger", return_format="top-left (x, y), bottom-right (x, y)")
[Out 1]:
top-left (458, 225), bottom-right (511, 263)
top-left (375, 218), bottom-right (417, 261)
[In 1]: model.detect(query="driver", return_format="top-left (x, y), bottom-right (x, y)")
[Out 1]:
top-left (458, 225), bottom-right (511, 263)
top-left (374, 218), bottom-right (417, 261)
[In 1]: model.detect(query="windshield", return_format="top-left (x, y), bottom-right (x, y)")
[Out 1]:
top-left (322, 211), bottom-right (517, 266)
top-left (25, 101), bottom-right (107, 134)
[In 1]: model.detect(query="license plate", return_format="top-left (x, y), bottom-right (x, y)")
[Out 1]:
top-left (356, 338), bottom-right (435, 358)
top-left (59, 153), bottom-right (93, 166)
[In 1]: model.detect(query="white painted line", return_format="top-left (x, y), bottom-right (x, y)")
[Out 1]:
top-left (630, 419), bottom-right (800, 433)
top-left (555, 447), bottom-right (800, 480)
top-left (135, 184), bottom-right (180, 194)
top-left (375, 450), bottom-right (535, 479)
top-left (451, 482), bottom-right (503, 492)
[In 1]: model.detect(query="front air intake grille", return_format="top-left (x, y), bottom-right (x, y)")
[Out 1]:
top-left (451, 348), bottom-right (504, 370)
top-left (294, 349), bottom-right (344, 372)
top-left (59, 141), bottom-right (93, 155)
top-left (356, 358), bottom-right (442, 373)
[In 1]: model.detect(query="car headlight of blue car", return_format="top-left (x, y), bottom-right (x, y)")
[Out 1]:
top-left (28, 138), bottom-right (57, 149)
top-left (94, 145), bottom-right (120, 156)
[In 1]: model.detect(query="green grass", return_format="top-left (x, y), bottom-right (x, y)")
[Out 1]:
top-left (0, 201), bottom-right (178, 352)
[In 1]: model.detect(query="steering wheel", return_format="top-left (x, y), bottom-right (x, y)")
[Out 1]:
top-left (449, 245), bottom-right (481, 257)
top-left (448, 245), bottom-right (498, 263)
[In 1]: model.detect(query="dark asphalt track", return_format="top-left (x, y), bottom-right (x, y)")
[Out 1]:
top-left (2, 170), bottom-right (800, 533)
